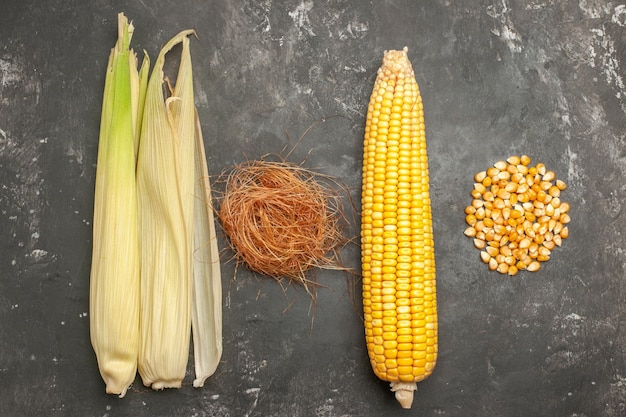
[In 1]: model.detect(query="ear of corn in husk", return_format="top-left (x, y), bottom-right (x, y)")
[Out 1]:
top-left (89, 12), bottom-right (149, 398)
top-left (136, 29), bottom-right (197, 390)
top-left (92, 13), bottom-right (222, 395)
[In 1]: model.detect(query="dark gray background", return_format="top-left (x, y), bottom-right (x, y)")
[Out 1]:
top-left (1, 0), bottom-right (625, 416)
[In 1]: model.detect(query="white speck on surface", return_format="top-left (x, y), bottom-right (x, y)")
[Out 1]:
top-left (288, 1), bottom-right (316, 39)
top-left (486, 0), bottom-right (523, 53)
top-left (315, 398), bottom-right (335, 416)
top-left (578, 0), bottom-right (611, 19)
top-left (0, 58), bottom-right (22, 87)
top-left (612, 4), bottom-right (626, 26)
top-left (582, 9), bottom-right (626, 104)
top-left (195, 88), bottom-right (208, 108)
top-left (244, 387), bottom-right (261, 417)
top-left (346, 20), bottom-right (369, 39)
top-left (31, 249), bottom-right (48, 260)
top-left (65, 143), bottom-right (84, 168)
top-left (500, 25), bottom-right (522, 53)
top-left (524, 2), bottom-right (547, 10)
top-left (565, 145), bottom-right (583, 192)
top-left (334, 97), bottom-right (362, 116)
top-left (294, 84), bottom-right (313, 96)
top-left (342, 64), bottom-right (366, 73)
top-left (587, 45), bottom-right (597, 67)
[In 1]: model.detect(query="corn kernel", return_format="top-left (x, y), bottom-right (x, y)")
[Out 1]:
top-left (465, 157), bottom-right (570, 276)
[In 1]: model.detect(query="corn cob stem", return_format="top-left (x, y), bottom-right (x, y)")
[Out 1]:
top-left (361, 47), bottom-right (438, 409)
top-left (390, 381), bottom-right (417, 408)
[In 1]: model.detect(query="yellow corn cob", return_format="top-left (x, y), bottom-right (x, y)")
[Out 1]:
top-left (361, 47), bottom-right (438, 409)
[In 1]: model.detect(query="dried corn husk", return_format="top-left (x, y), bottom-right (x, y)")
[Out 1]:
top-left (136, 29), bottom-right (197, 390)
top-left (191, 110), bottom-right (222, 387)
top-left (136, 28), bottom-right (222, 390)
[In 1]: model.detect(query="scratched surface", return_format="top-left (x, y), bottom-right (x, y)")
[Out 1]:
top-left (1, 0), bottom-right (625, 416)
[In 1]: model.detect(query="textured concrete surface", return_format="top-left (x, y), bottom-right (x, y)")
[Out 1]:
top-left (1, 0), bottom-right (625, 416)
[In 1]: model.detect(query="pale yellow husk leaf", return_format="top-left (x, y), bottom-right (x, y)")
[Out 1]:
top-left (191, 110), bottom-right (223, 387)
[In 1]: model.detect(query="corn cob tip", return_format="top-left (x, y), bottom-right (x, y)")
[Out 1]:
top-left (390, 381), bottom-right (417, 409)
top-left (382, 46), bottom-right (409, 56)
top-left (379, 47), bottom-right (414, 80)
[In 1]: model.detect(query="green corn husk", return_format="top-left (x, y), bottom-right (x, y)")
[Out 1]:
top-left (89, 12), bottom-right (149, 398)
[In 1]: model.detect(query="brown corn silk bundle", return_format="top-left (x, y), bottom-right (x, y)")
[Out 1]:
top-left (219, 160), bottom-right (346, 289)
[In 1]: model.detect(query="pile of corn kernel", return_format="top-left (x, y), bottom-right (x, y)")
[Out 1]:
top-left (464, 155), bottom-right (570, 275)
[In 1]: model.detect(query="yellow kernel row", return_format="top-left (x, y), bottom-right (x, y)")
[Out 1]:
top-left (464, 155), bottom-right (571, 276)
